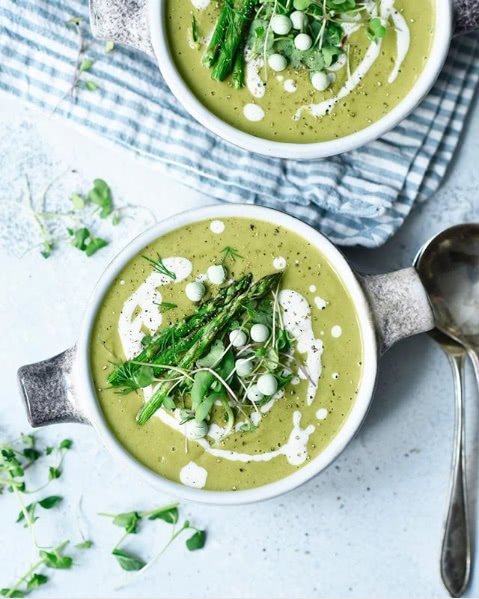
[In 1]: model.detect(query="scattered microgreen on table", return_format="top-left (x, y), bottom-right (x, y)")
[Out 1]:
top-left (0, 435), bottom-right (76, 598)
top-left (99, 503), bottom-right (206, 583)
top-left (18, 174), bottom-right (154, 260)
top-left (2, 430), bottom-right (208, 595)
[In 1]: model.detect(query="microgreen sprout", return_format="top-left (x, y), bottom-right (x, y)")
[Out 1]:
top-left (99, 503), bottom-right (206, 581)
top-left (1, 434), bottom-right (75, 597)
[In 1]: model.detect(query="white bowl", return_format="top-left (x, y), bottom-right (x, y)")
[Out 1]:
top-left (76, 205), bottom-right (378, 503)
top-left (147, 0), bottom-right (452, 159)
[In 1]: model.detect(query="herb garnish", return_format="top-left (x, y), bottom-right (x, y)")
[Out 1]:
top-left (142, 254), bottom-right (177, 280)
top-left (203, 0), bottom-right (390, 85)
top-left (191, 15), bottom-right (200, 43)
top-left (108, 270), bottom-right (309, 439)
top-left (220, 245), bottom-right (243, 263)
top-left (155, 302), bottom-right (178, 313)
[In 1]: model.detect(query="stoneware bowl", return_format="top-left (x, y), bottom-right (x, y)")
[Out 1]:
top-left (89, 0), bottom-right (479, 159)
top-left (17, 204), bottom-right (435, 504)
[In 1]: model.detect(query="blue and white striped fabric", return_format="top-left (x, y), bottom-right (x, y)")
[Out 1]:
top-left (1, 0), bottom-right (479, 247)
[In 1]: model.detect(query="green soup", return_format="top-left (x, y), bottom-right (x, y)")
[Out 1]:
top-left (165, 0), bottom-right (434, 143)
top-left (91, 218), bottom-right (363, 491)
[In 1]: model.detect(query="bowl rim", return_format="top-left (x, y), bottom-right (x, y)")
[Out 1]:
top-left (76, 204), bottom-right (378, 504)
top-left (147, 0), bottom-right (452, 160)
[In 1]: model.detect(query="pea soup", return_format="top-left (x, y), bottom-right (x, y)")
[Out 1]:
top-left (91, 218), bottom-right (363, 491)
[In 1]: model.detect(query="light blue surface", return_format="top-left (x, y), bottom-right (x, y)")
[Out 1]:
top-left (0, 93), bottom-right (479, 598)
top-left (1, 0), bottom-right (479, 246)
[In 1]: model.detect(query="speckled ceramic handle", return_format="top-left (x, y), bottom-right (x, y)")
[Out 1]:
top-left (454, 0), bottom-right (479, 36)
top-left (89, 0), bottom-right (154, 56)
top-left (17, 346), bottom-right (90, 427)
top-left (359, 268), bottom-right (435, 354)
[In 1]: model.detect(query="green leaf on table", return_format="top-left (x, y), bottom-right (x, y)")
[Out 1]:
top-left (0, 589), bottom-right (25, 598)
top-left (70, 227), bottom-right (90, 251)
top-left (112, 511), bottom-right (141, 534)
top-left (23, 448), bottom-right (41, 462)
top-left (186, 529), bottom-right (206, 551)
top-left (49, 466), bottom-right (62, 480)
top-left (59, 438), bottom-right (73, 449)
top-left (41, 239), bottom-right (54, 259)
top-left (16, 502), bottom-right (36, 524)
top-left (38, 495), bottom-right (63, 510)
top-left (69, 227), bottom-right (108, 257)
top-left (79, 58), bottom-right (94, 72)
top-left (75, 539), bottom-right (93, 549)
top-left (40, 548), bottom-right (73, 570)
top-left (147, 506), bottom-right (178, 524)
top-left (85, 236), bottom-right (108, 257)
top-left (112, 548), bottom-right (145, 571)
top-left (84, 80), bottom-right (99, 91)
top-left (20, 434), bottom-right (35, 448)
top-left (111, 210), bottom-right (121, 225)
top-left (27, 573), bottom-right (48, 590)
top-left (88, 179), bottom-right (113, 218)
top-left (71, 193), bottom-right (85, 210)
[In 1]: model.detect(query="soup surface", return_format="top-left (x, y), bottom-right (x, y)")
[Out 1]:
top-left (165, 0), bottom-right (435, 143)
top-left (91, 218), bottom-right (363, 491)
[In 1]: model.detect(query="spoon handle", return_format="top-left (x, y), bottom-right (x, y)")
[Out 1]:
top-left (441, 351), bottom-right (470, 598)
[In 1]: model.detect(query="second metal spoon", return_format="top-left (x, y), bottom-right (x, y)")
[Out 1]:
top-left (431, 330), bottom-right (470, 597)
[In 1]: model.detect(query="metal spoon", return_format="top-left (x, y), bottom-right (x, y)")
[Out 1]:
top-left (415, 224), bottom-right (478, 597)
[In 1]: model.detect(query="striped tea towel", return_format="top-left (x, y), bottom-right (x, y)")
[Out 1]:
top-left (1, 0), bottom-right (479, 247)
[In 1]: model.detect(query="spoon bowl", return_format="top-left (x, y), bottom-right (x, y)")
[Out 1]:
top-left (415, 224), bottom-right (479, 348)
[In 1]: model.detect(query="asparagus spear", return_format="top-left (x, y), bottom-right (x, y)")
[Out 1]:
top-left (232, 48), bottom-right (246, 89)
top-left (108, 273), bottom-right (253, 387)
top-left (136, 272), bottom-right (282, 425)
top-left (211, 0), bottom-right (258, 81)
top-left (203, 0), bottom-right (234, 68)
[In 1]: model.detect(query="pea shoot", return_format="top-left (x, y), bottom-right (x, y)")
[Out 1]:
top-left (0, 435), bottom-right (75, 598)
top-left (99, 503), bottom-right (206, 579)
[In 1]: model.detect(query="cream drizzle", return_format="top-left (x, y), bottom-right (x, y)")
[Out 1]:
top-left (246, 52), bottom-right (266, 98)
top-left (279, 289), bottom-right (323, 406)
top-left (180, 461), bottom-right (208, 488)
top-left (118, 257), bottom-right (192, 359)
top-left (191, 0), bottom-right (210, 9)
top-left (387, 8), bottom-right (410, 83)
top-left (243, 103), bottom-right (265, 122)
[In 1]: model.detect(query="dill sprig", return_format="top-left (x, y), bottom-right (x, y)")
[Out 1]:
top-left (142, 254), bottom-right (177, 280)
